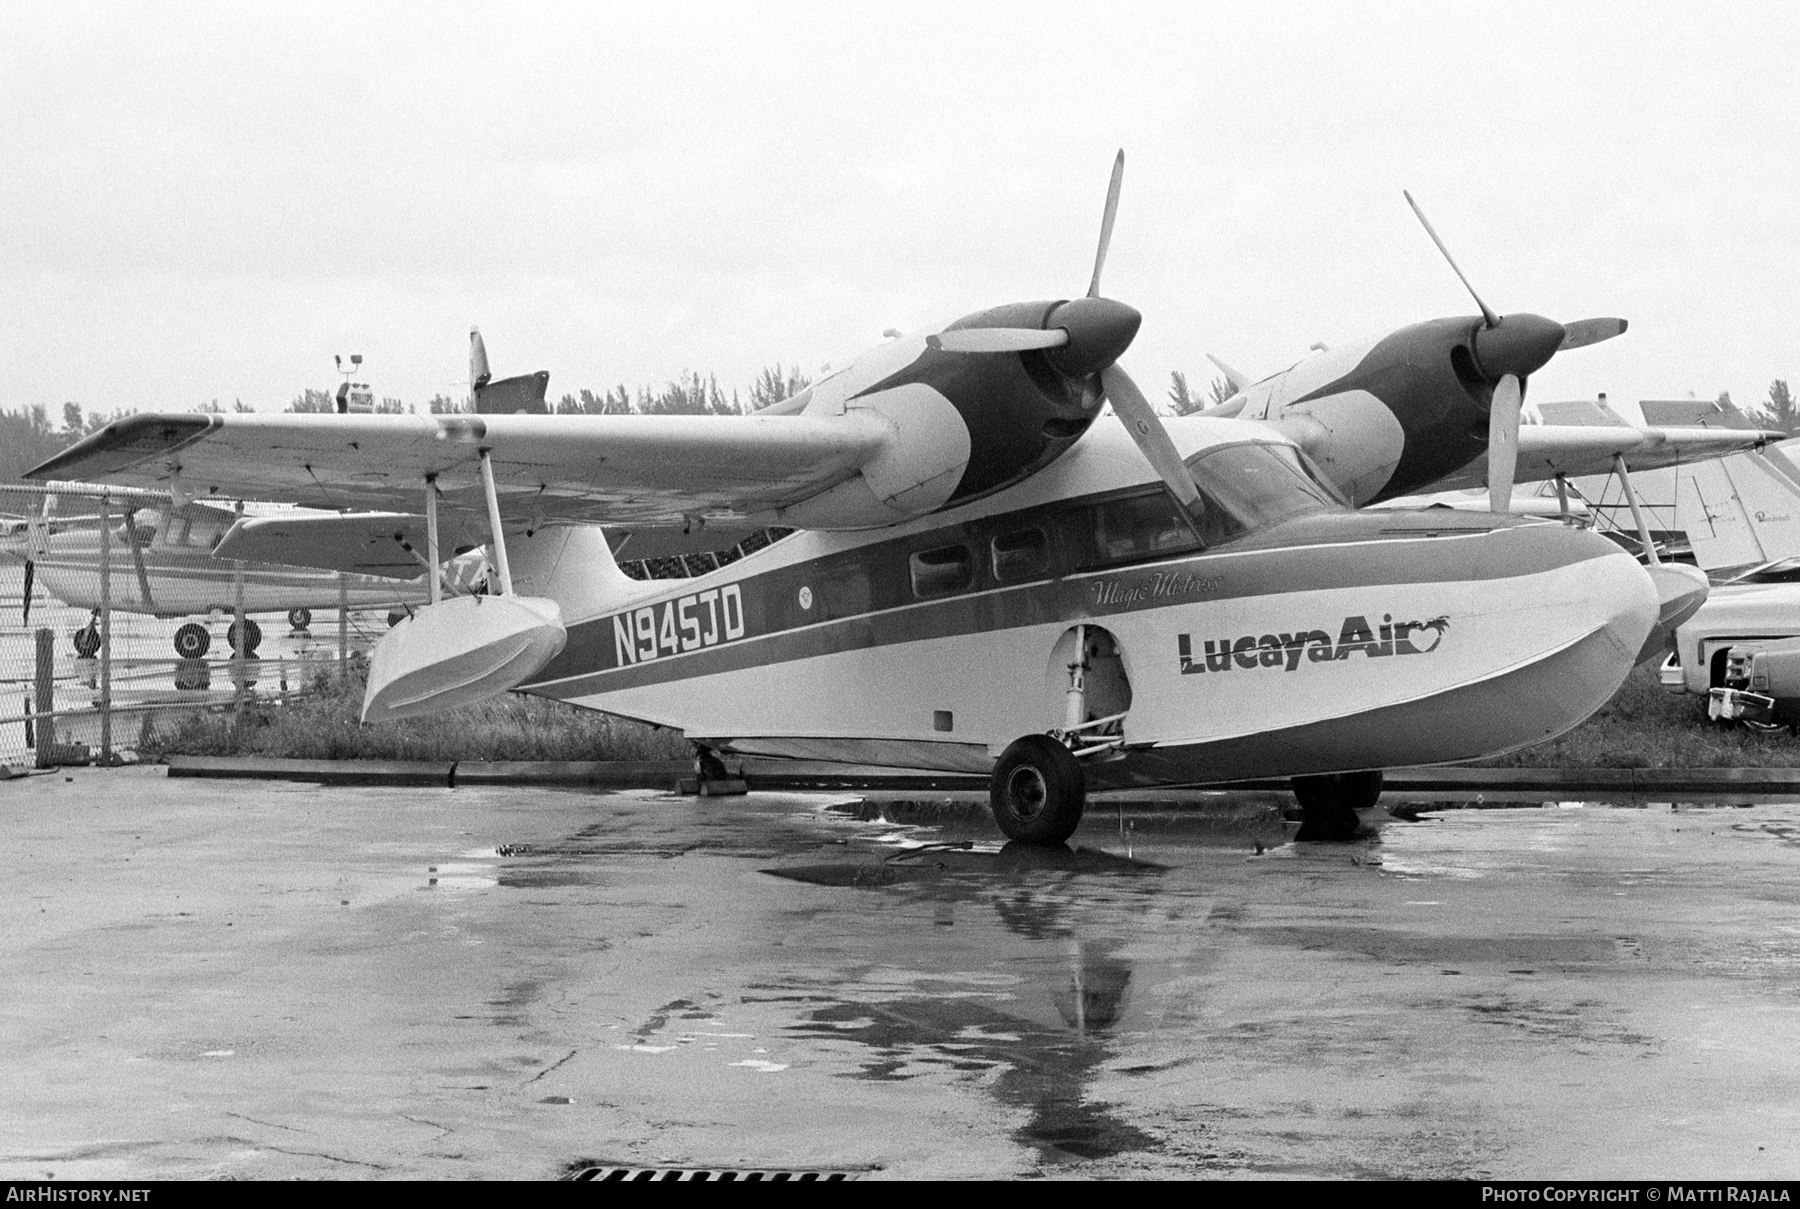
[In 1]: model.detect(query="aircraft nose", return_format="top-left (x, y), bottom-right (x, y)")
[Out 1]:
top-left (1472, 312), bottom-right (1567, 381)
top-left (1046, 296), bottom-right (1142, 378)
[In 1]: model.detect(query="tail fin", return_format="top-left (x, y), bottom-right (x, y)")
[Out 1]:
top-left (508, 525), bottom-right (643, 624)
top-left (468, 325), bottom-right (551, 414)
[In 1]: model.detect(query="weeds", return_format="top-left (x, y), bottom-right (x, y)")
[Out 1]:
top-left (136, 657), bottom-right (691, 763)
top-left (137, 661), bottom-right (1799, 770)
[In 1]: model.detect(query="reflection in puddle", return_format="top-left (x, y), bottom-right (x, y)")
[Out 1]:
top-left (763, 841), bottom-right (1164, 1162)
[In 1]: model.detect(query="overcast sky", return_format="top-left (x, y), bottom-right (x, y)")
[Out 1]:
top-left (3, 1), bottom-right (1794, 420)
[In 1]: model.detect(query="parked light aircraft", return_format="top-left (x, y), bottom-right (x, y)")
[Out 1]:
top-left (30, 154), bottom-right (1667, 843)
top-left (0, 483), bottom-right (479, 656)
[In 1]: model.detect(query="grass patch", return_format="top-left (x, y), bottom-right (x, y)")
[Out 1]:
top-left (1473, 663), bottom-right (1800, 769)
top-left (138, 659), bottom-right (1800, 770)
top-left (137, 657), bottom-right (691, 763)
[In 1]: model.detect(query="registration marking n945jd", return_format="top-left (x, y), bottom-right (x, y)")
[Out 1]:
top-left (612, 583), bottom-right (746, 665)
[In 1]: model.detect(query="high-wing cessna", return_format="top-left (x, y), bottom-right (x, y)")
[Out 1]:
top-left (29, 154), bottom-right (1663, 844)
top-left (0, 483), bottom-right (472, 655)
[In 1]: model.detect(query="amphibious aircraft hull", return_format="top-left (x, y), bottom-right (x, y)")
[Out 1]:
top-left (519, 470), bottom-right (1657, 784)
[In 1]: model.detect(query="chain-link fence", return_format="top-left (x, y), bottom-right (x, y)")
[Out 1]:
top-left (0, 486), bottom-right (399, 768)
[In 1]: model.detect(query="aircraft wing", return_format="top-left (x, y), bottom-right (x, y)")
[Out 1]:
top-left (214, 511), bottom-right (489, 578)
top-left (1513, 424), bottom-right (1781, 481)
top-left (1497, 422), bottom-right (1778, 485)
top-left (26, 411), bottom-right (891, 531)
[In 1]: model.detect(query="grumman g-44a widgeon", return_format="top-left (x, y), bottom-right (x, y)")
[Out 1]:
top-left (30, 154), bottom-right (1664, 843)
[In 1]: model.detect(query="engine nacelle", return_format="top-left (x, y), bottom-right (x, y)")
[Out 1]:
top-left (782, 298), bottom-right (1138, 529)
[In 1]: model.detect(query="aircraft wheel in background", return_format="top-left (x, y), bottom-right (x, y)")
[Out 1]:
top-left (287, 607), bottom-right (312, 631)
top-left (1291, 769), bottom-right (1384, 841)
top-left (990, 734), bottom-right (1087, 845)
top-left (173, 623), bottom-right (211, 659)
top-left (173, 658), bottom-right (211, 691)
top-left (226, 618), bottom-right (262, 655)
top-left (72, 624), bottom-right (100, 658)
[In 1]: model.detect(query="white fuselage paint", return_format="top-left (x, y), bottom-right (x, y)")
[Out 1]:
top-left (524, 417), bottom-right (1659, 778)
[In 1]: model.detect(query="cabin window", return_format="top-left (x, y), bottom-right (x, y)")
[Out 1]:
top-left (990, 528), bottom-right (1049, 582)
top-left (910, 544), bottom-right (974, 598)
top-left (1092, 492), bottom-right (1201, 565)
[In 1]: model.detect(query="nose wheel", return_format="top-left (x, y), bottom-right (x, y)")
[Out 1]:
top-left (990, 734), bottom-right (1087, 845)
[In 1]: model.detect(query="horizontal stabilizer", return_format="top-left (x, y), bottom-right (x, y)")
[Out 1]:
top-left (475, 371), bottom-right (551, 415)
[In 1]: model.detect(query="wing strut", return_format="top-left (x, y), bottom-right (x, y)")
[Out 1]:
top-left (1614, 454), bottom-right (1660, 565)
top-left (478, 450), bottom-right (514, 596)
top-left (425, 476), bottom-right (442, 606)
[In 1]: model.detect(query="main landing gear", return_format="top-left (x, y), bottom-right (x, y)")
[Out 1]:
top-left (1291, 770), bottom-right (1384, 841)
top-left (990, 624), bottom-right (1130, 845)
top-left (991, 735), bottom-right (1087, 845)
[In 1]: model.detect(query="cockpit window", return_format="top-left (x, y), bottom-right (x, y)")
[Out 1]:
top-left (1184, 441), bottom-right (1345, 538)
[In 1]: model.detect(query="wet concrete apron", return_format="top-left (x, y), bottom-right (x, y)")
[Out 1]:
top-left (4, 767), bottom-right (1800, 1180)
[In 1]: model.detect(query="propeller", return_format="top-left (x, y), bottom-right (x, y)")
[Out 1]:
top-left (121, 505), bottom-right (155, 612)
top-left (1403, 190), bottom-right (1629, 512)
top-left (925, 151), bottom-right (1207, 530)
top-left (21, 557), bottom-right (32, 626)
top-left (1083, 153), bottom-right (1207, 529)
top-left (927, 328), bottom-right (1068, 354)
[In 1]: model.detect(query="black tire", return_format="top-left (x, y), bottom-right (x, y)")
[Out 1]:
top-left (72, 625), bottom-right (100, 658)
top-left (1291, 769), bottom-right (1385, 812)
top-left (174, 659), bottom-right (211, 691)
top-left (1292, 770), bottom-right (1384, 842)
top-left (227, 618), bottom-right (262, 655)
top-left (173, 623), bottom-right (211, 659)
top-left (990, 734), bottom-right (1087, 845)
top-left (287, 607), bottom-right (312, 631)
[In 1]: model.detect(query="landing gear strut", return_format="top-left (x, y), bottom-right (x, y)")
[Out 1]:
top-left (1291, 770), bottom-right (1384, 841)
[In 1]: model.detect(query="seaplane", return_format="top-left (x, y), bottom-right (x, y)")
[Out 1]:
top-left (0, 483), bottom-right (478, 656)
top-left (31, 154), bottom-right (1672, 843)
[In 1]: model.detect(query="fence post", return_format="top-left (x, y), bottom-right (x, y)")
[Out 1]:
top-left (33, 627), bottom-right (53, 769)
top-left (232, 558), bottom-right (247, 715)
top-left (99, 495), bottom-right (112, 763)
top-left (338, 573), bottom-right (348, 681)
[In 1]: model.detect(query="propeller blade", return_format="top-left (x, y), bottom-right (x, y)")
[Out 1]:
top-left (1403, 190), bottom-right (1500, 329)
top-left (21, 558), bottom-right (32, 626)
top-left (1100, 362), bottom-right (1207, 525)
top-left (1488, 373), bottom-right (1523, 513)
top-left (123, 505), bottom-right (155, 613)
top-left (927, 328), bottom-right (1071, 354)
top-left (1559, 317), bottom-right (1629, 350)
top-left (1087, 149), bottom-right (1125, 299)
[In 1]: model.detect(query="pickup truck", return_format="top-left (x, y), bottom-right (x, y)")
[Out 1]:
top-left (1661, 557), bottom-right (1800, 729)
